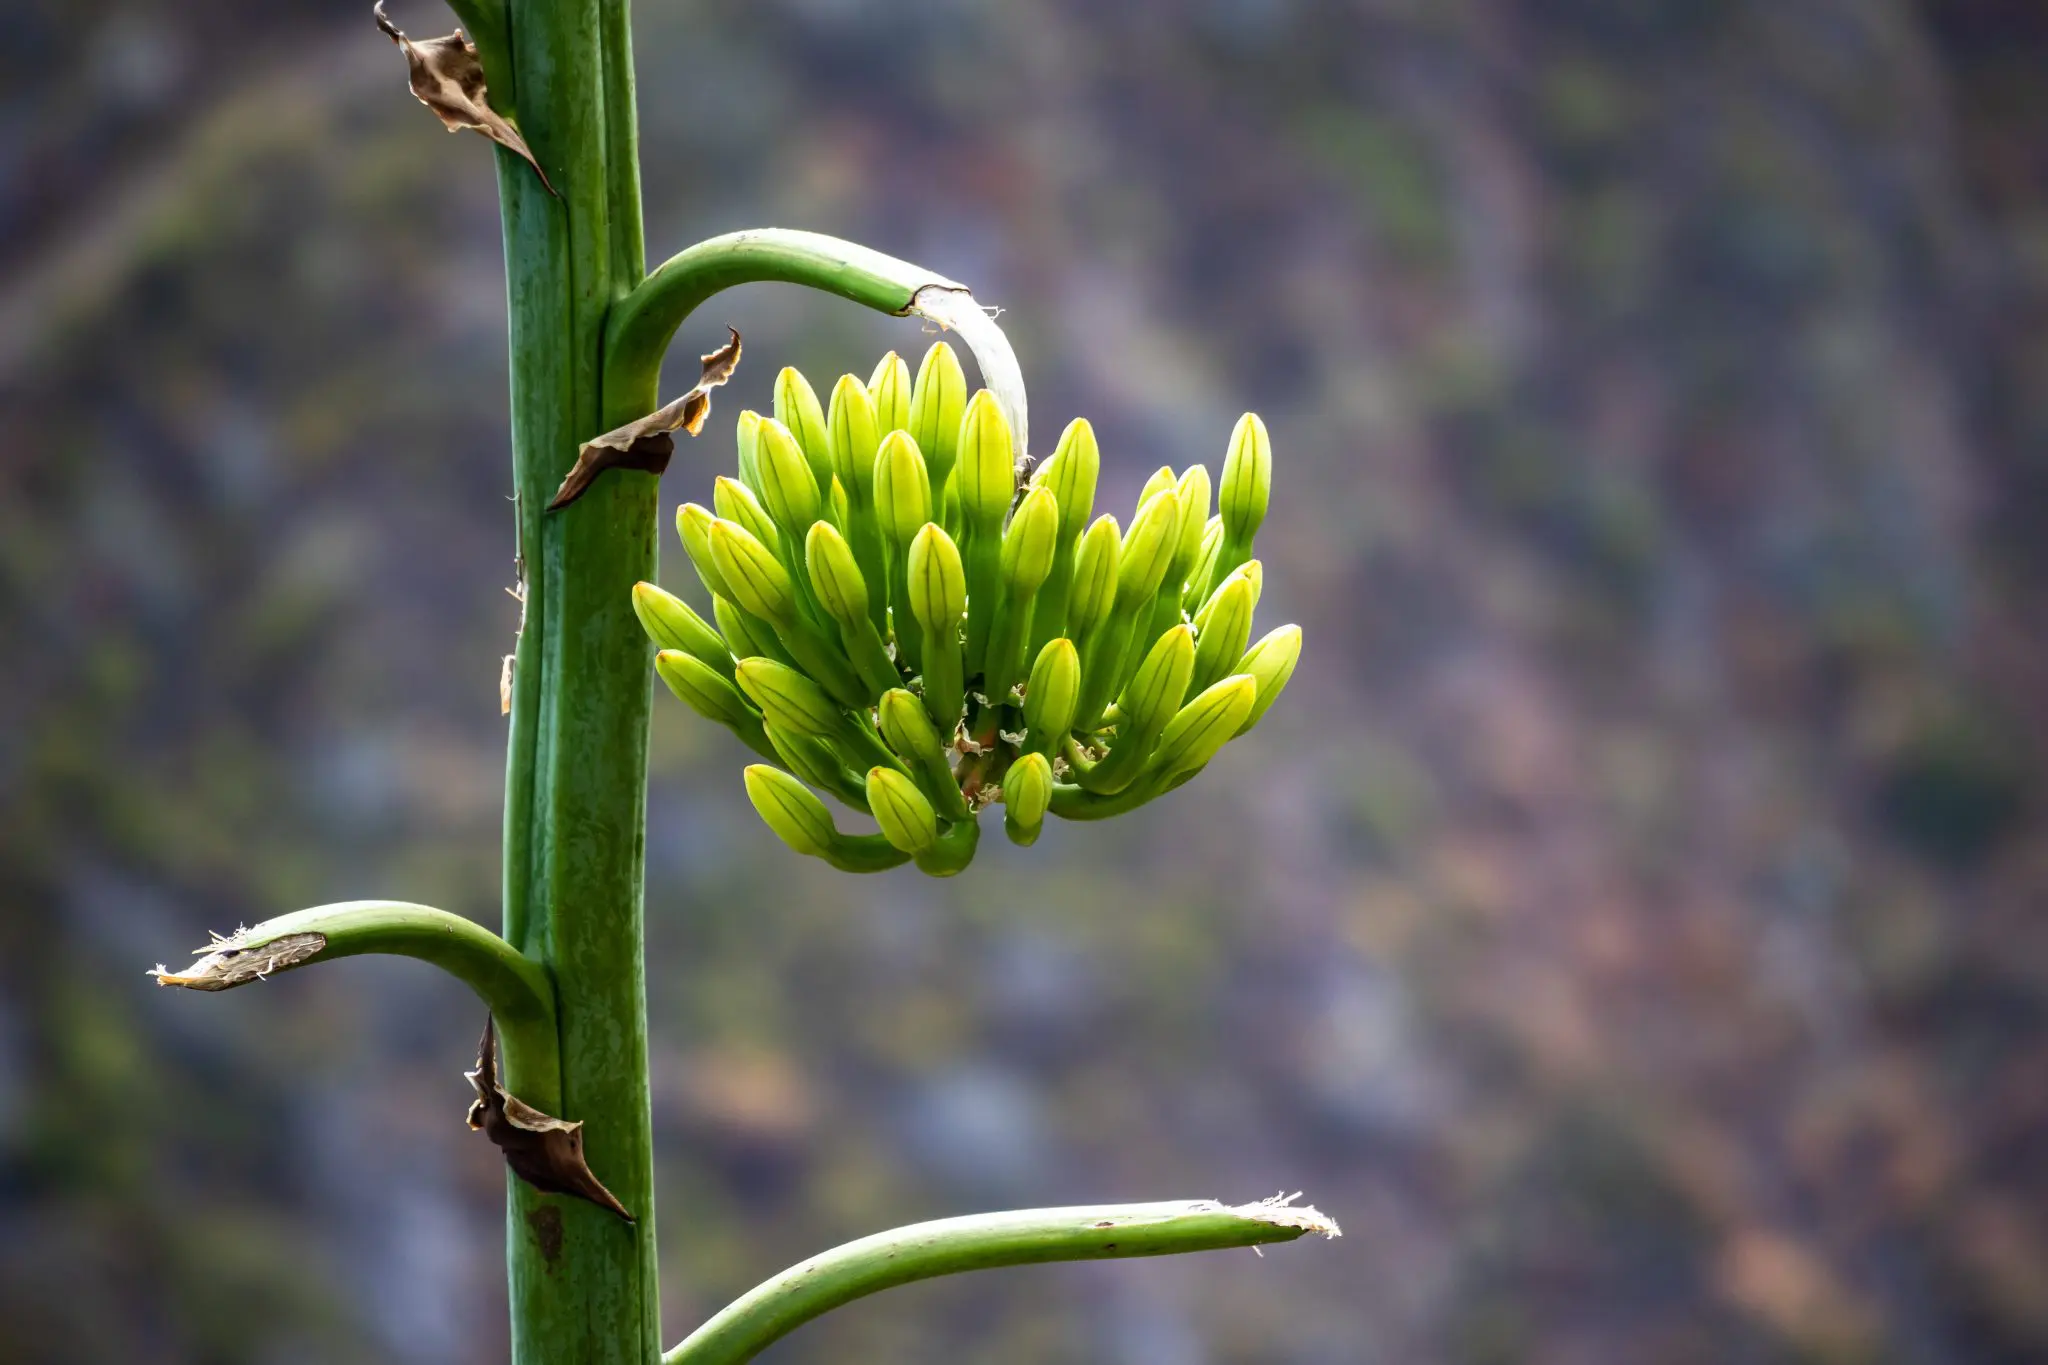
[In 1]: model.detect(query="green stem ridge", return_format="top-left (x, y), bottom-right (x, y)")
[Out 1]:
top-left (662, 1197), bottom-right (1341, 1365)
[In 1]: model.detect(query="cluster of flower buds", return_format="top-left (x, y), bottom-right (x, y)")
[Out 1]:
top-left (633, 341), bottom-right (1300, 876)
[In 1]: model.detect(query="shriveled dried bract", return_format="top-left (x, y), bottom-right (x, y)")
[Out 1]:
top-left (548, 327), bottom-right (743, 511)
top-left (466, 1015), bottom-right (634, 1222)
top-left (373, 2), bottom-right (555, 196)
top-left (151, 930), bottom-right (328, 990)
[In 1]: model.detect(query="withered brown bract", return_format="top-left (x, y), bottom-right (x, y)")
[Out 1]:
top-left (466, 1015), bottom-right (634, 1222)
top-left (548, 327), bottom-right (744, 511)
top-left (373, 2), bottom-right (556, 196)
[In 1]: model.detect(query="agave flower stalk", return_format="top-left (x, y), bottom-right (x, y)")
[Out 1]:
top-left (148, 1), bottom-right (1328, 1359)
top-left (641, 344), bottom-right (1301, 876)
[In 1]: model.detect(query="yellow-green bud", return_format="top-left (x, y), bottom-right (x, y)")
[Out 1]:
top-left (1000, 486), bottom-right (1059, 594)
top-left (1002, 751), bottom-right (1052, 846)
top-left (1137, 464), bottom-right (1177, 507)
top-left (1067, 515), bottom-right (1122, 637)
top-left (874, 430), bottom-right (931, 544)
top-left (828, 374), bottom-right (881, 502)
top-left (1023, 637), bottom-right (1080, 749)
top-left (633, 581), bottom-right (732, 668)
top-left (1219, 412), bottom-right (1271, 541)
top-left (712, 594), bottom-right (774, 663)
top-left (1039, 418), bottom-right (1099, 538)
top-left (655, 649), bottom-right (757, 730)
top-left (678, 503), bottom-right (734, 599)
top-left (1115, 489), bottom-right (1182, 604)
top-left (955, 389), bottom-right (1014, 530)
top-left (1235, 624), bottom-right (1301, 734)
top-left (735, 409), bottom-right (763, 488)
top-left (865, 767), bottom-right (938, 855)
top-left (1119, 624), bottom-right (1196, 733)
top-left (734, 657), bottom-right (841, 736)
top-left (708, 519), bottom-right (795, 622)
top-left (868, 351), bottom-right (911, 436)
top-left (805, 521), bottom-right (868, 626)
top-left (909, 341), bottom-right (967, 495)
top-left (774, 367), bottom-right (833, 488)
top-left (1189, 571), bottom-right (1255, 694)
top-left (1170, 466), bottom-right (1212, 579)
top-left (879, 688), bottom-right (946, 766)
top-left (1151, 674), bottom-right (1256, 781)
top-left (906, 523), bottom-right (967, 636)
top-left (744, 764), bottom-right (835, 857)
top-left (753, 418), bottom-right (820, 531)
top-left (1184, 515), bottom-right (1225, 611)
top-left (714, 476), bottom-right (780, 549)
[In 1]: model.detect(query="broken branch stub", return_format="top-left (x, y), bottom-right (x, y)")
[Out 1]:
top-left (467, 1015), bottom-right (634, 1222)
top-left (373, 1), bottom-right (555, 196)
top-left (549, 327), bottom-right (743, 510)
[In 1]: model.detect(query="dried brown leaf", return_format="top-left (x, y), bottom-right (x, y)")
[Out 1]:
top-left (467, 1016), bottom-right (634, 1221)
top-left (547, 328), bottom-right (743, 511)
top-left (374, 2), bottom-right (555, 196)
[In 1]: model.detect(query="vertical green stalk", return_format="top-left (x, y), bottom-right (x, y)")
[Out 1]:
top-left (497, 0), bottom-right (657, 1360)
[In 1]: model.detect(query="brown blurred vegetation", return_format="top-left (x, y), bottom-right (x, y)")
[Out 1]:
top-left (2, 1), bottom-right (2046, 1362)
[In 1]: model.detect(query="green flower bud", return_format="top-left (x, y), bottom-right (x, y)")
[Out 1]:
top-left (1115, 488), bottom-right (1182, 606)
top-left (955, 389), bottom-right (1015, 531)
top-left (909, 341), bottom-right (967, 500)
top-left (1119, 623), bottom-right (1197, 733)
top-left (1189, 571), bottom-right (1255, 694)
top-left (1150, 673), bottom-right (1256, 781)
top-left (1219, 412), bottom-right (1272, 542)
top-left (735, 409), bottom-right (763, 489)
top-left (805, 520), bottom-right (868, 627)
top-left (774, 367), bottom-right (833, 489)
top-left (1067, 515), bottom-right (1122, 638)
top-left (868, 351), bottom-right (911, 436)
top-left (865, 767), bottom-right (939, 855)
top-left (906, 523), bottom-right (967, 636)
top-left (764, 723), bottom-right (866, 810)
top-left (878, 687), bottom-right (971, 820)
top-left (655, 648), bottom-right (754, 724)
top-left (712, 594), bottom-right (784, 667)
top-left (1137, 464), bottom-right (1177, 508)
top-left (1235, 624), bottom-right (1301, 734)
top-left (734, 657), bottom-right (841, 736)
top-left (1038, 418), bottom-right (1100, 539)
top-left (828, 374), bottom-right (881, 502)
top-left (829, 475), bottom-right (850, 531)
top-left (873, 430), bottom-right (931, 545)
top-left (1023, 637), bottom-right (1080, 755)
top-left (633, 582), bottom-right (733, 672)
top-left (1184, 516), bottom-right (1224, 613)
top-left (1000, 486), bottom-right (1059, 595)
top-left (1082, 624), bottom-right (1195, 793)
top-left (753, 418), bottom-right (820, 532)
top-left (744, 764), bottom-right (835, 857)
top-left (1170, 465), bottom-right (1212, 581)
top-left (708, 519), bottom-right (795, 623)
top-left (1002, 751), bottom-right (1052, 846)
top-left (714, 476), bottom-right (781, 550)
top-left (677, 502), bottom-right (734, 600)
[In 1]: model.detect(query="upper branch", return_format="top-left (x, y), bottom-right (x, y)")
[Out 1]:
top-left (601, 229), bottom-right (1026, 455)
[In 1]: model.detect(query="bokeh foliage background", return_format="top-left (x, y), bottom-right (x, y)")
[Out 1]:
top-left (3, 1), bottom-right (2046, 1361)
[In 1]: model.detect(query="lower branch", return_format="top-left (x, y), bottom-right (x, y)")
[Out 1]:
top-left (662, 1195), bottom-right (1340, 1365)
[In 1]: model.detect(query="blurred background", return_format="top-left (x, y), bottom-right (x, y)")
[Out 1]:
top-left (4, 1), bottom-right (2046, 1361)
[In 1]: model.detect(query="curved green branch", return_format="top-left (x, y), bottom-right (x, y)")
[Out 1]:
top-left (602, 229), bottom-right (1026, 455)
top-left (662, 1197), bottom-right (1340, 1365)
top-left (151, 900), bottom-right (559, 1100)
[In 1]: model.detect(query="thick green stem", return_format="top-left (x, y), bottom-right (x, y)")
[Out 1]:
top-left (496, 0), bottom-right (657, 1359)
top-left (662, 1198), bottom-right (1341, 1365)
